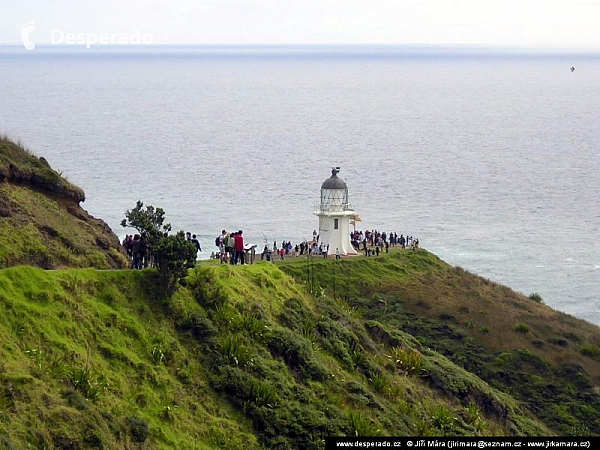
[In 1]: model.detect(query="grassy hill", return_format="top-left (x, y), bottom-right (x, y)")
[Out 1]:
top-left (0, 137), bottom-right (127, 269)
top-left (1, 250), bottom-right (599, 448)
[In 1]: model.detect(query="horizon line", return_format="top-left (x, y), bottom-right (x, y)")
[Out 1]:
top-left (2, 42), bottom-right (600, 50)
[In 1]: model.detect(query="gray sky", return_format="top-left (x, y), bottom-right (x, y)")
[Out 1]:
top-left (2, 0), bottom-right (600, 47)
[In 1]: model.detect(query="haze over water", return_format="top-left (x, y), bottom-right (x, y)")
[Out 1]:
top-left (1, 45), bottom-right (599, 324)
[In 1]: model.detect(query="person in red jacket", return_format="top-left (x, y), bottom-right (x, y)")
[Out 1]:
top-left (234, 229), bottom-right (245, 265)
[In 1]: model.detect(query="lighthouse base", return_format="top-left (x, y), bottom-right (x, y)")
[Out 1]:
top-left (316, 211), bottom-right (357, 256)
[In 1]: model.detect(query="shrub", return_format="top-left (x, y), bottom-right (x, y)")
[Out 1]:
top-left (66, 366), bottom-right (107, 401)
top-left (514, 324), bottom-right (530, 334)
top-left (152, 231), bottom-right (197, 296)
top-left (349, 340), bottom-right (367, 369)
top-left (239, 313), bottom-right (269, 340)
top-left (368, 372), bottom-right (391, 395)
top-left (250, 381), bottom-right (278, 407)
top-left (210, 366), bottom-right (279, 408)
top-left (127, 416), bottom-right (149, 443)
top-left (548, 337), bottom-right (568, 347)
top-left (299, 318), bottom-right (319, 350)
top-left (479, 326), bottom-right (490, 334)
top-left (466, 402), bottom-right (488, 434)
top-left (528, 293), bottom-right (544, 303)
top-left (345, 381), bottom-right (383, 409)
top-left (180, 314), bottom-right (218, 340)
top-left (121, 201), bottom-right (196, 296)
top-left (430, 404), bottom-right (456, 432)
top-left (347, 411), bottom-right (380, 436)
top-left (579, 344), bottom-right (600, 359)
top-left (389, 347), bottom-right (422, 375)
top-left (217, 334), bottom-right (254, 366)
top-left (267, 327), bottom-right (328, 380)
top-left (60, 388), bottom-right (88, 410)
top-left (316, 317), bottom-right (365, 370)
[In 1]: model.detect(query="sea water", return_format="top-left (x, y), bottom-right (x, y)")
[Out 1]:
top-left (0, 45), bottom-right (598, 323)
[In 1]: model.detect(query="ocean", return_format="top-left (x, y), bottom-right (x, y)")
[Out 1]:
top-left (0, 45), bottom-right (598, 324)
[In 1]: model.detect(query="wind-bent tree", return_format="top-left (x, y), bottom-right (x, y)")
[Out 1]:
top-left (121, 201), bottom-right (196, 296)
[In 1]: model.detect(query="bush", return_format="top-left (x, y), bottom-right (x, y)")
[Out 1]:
top-left (548, 337), bottom-right (568, 347)
top-left (238, 313), bottom-right (269, 340)
top-left (250, 381), bottom-right (278, 407)
top-left (66, 366), bottom-right (107, 401)
top-left (528, 293), bottom-right (544, 303)
top-left (121, 201), bottom-right (196, 296)
top-left (430, 404), bottom-right (456, 432)
top-left (345, 381), bottom-right (383, 409)
top-left (579, 344), bottom-right (600, 359)
top-left (389, 347), bottom-right (422, 375)
top-left (514, 324), bottom-right (530, 334)
top-left (127, 416), bottom-right (149, 443)
top-left (180, 314), bottom-right (218, 340)
top-left (210, 366), bottom-right (278, 407)
top-left (368, 371), bottom-right (391, 395)
top-left (267, 327), bottom-right (328, 380)
top-left (217, 333), bottom-right (254, 366)
top-left (347, 411), bottom-right (380, 436)
top-left (466, 402), bottom-right (487, 434)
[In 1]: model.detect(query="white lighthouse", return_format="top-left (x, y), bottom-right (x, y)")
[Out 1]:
top-left (314, 168), bottom-right (358, 257)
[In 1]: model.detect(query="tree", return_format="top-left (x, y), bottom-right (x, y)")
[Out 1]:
top-left (152, 230), bottom-right (197, 296)
top-left (120, 200), bottom-right (171, 241)
top-left (121, 201), bottom-right (196, 296)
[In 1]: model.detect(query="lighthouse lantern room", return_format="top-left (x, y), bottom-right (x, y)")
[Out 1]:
top-left (314, 168), bottom-right (358, 256)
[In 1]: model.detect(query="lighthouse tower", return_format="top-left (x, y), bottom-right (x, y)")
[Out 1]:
top-left (314, 168), bottom-right (358, 256)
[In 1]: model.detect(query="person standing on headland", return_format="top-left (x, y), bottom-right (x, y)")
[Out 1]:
top-left (131, 234), bottom-right (144, 269)
top-left (234, 230), bottom-right (245, 265)
top-left (217, 230), bottom-right (226, 263)
top-left (191, 234), bottom-right (202, 258)
top-left (224, 231), bottom-right (234, 264)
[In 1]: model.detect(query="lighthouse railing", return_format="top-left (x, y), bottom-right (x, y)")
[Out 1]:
top-left (314, 203), bottom-right (354, 213)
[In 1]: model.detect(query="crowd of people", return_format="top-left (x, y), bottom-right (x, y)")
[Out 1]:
top-left (255, 239), bottom-right (333, 261)
top-left (123, 227), bottom-right (419, 269)
top-left (214, 229), bottom-right (257, 265)
top-left (122, 234), bottom-right (148, 269)
top-left (209, 229), bottom-right (420, 263)
top-left (350, 230), bottom-right (419, 256)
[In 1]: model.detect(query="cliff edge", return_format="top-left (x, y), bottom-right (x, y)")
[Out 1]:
top-left (0, 136), bottom-right (127, 269)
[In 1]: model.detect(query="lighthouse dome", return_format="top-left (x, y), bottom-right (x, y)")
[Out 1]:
top-left (321, 168), bottom-right (348, 190)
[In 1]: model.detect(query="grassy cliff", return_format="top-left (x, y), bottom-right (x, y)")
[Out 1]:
top-left (0, 137), bottom-right (127, 269)
top-left (1, 250), bottom-right (599, 448)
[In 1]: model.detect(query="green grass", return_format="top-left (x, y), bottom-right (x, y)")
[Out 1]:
top-left (0, 266), bottom-right (259, 449)
top-left (1, 249), bottom-right (599, 447)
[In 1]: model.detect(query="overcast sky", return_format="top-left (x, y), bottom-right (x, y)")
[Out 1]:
top-left (2, 0), bottom-right (600, 47)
